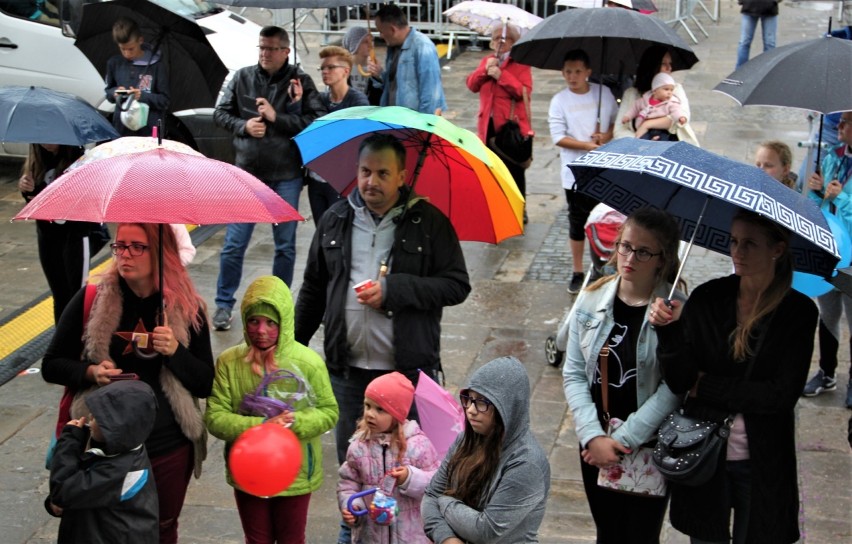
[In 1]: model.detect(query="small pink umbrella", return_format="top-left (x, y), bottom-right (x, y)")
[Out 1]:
top-left (414, 370), bottom-right (466, 458)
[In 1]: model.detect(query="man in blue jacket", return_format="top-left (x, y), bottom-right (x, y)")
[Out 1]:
top-left (374, 4), bottom-right (447, 114)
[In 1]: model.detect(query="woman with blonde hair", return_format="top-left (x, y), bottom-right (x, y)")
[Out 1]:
top-left (754, 140), bottom-right (797, 190)
top-left (650, 210), bottom-right (817, 543)
top-left (563, 207), bottom-right (685, 543)
top-left (43, 222), bottom-right (213, 544)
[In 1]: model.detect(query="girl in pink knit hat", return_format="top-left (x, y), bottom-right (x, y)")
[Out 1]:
top-left (337, 371), bottom-right (439, 544)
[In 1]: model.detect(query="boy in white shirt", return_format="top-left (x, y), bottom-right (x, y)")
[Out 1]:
top-left (548, 49), bottom-right (618, 294)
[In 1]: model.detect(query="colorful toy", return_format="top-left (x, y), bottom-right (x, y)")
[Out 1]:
top-left (229, 423), bottom-right (302, 497)
top-left (347, 488), bottom-right (398, 526)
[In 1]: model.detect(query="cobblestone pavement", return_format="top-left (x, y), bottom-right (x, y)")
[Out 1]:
top-left (0, 2), bottom-right (849, 543)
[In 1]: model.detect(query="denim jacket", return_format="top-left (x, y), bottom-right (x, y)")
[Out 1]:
top-left (379, 28), bottom-right (447, 114)
top-left (562, 276), bottom-right (683, 450)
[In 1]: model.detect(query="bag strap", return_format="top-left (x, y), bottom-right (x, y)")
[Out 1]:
top-left (521, 86), bottom-right (531, 126)
top-left (599, 346), bottom-right (611, 423)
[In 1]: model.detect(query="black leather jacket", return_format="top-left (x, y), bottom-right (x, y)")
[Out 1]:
top-left (214, 61), bottom-right (326, 181)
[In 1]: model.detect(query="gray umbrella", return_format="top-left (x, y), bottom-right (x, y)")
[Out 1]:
top-left (713, 35), bottom-right (852, 173)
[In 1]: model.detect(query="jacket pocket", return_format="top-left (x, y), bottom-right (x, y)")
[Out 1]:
top-left (574, 310), bottom-right (602, 361)
top-left (306, 443), bottom-right (315, 480)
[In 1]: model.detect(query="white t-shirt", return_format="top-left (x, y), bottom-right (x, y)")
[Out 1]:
top-left (548, 83), bottom-right (618, 189)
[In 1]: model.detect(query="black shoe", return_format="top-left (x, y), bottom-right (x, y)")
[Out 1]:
top-left (212, 307), bottom-right (232, 331)
top-left (567, 272), bottom-right (585, 295)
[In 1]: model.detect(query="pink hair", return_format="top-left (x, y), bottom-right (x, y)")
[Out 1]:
top-left (101, 223), bottom-right (206, 331)
top-left (245, 345), bottom-right (278, 376)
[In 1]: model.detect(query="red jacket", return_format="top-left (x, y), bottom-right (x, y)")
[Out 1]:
top-left (466, 55), bottom-right (533, 143)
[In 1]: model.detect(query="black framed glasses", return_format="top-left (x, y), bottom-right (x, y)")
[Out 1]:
top-left (459, 393), bottom-right (493, 413)
top-left (615, 242), bottom-right (661, 262)
top-left (110, 243), bottom-right (149, 257)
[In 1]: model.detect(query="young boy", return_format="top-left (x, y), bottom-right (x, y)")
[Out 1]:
top-left (46, 380), bottom-right (159, 544)
top-left (548, 49), bottom-right (618, 294)
top-left (105, 16), bottom-right (169, 136)
top-left (621, 72), bottom-right (686, 141)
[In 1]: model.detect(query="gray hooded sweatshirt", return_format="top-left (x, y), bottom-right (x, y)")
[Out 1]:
top-left (422, 356), bottom-right (551, 543)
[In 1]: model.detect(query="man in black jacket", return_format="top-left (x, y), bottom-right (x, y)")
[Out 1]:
top-left (212, 25), bottom-right (327, 331)
top-left (294, 134), bottom-right (471, 465)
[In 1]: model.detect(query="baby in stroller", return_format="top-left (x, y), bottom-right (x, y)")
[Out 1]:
top-left (545, 204), bottom-right (625, 366)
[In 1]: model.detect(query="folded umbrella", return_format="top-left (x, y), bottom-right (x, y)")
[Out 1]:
top-left (0, 86), bottom-right (118, 145)
top-left (570, 139), bottom-right (840, 281)
top-left (444, 1), bottom-right (543, 36)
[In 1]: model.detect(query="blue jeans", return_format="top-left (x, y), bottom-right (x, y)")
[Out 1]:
top-left (690, 460), bottom-right (752, 544)
top-left (736, 15), bottom-right (777, 69)
top-left (215, 177), bottom-right (302, 310)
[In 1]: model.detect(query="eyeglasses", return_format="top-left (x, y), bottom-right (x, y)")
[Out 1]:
top-left (257, 46), bottom-right (287, 53)
top-left (317, 64), bottom-right (346, 72)
top-left (459, 393), bottom-right (493, 413)
top-left (616, 242), bottom-right (661, 262)
top-left (110, 243), bottom-right (149, 257)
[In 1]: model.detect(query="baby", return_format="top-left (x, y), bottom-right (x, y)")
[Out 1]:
top-left (622, 72), bottom-right (687, 141)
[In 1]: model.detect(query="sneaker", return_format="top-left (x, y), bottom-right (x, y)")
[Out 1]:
top-left (567, 272), bottom-right (585, 295)
top-left (212, 307), bottom-right (232, 331)
top-left (802, 370), bottom-right (836, 397)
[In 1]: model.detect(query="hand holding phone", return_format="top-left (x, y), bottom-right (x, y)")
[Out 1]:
top-left (353, 279), bottom-right (374, 294)
top-left (109, 373), bottom-right (139, 382)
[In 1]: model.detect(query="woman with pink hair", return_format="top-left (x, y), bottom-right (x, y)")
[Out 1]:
top-left (43, 222), bottom-right (214, 544)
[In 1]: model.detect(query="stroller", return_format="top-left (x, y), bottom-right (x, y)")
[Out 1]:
top-left (544, 204), bottom-right (626, 367)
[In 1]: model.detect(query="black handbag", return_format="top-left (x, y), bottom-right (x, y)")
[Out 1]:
top-left (652, 313), bottom-right (773, 486)
top-left (489, 87), bottom-right (533, 168)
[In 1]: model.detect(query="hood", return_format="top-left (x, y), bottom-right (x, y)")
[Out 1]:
top-left (463, 356), bottom-right (530, 448)
top-left (240, 275), bottom-right (295, 361)
top-left (132, 43), bottom-right (163, 67)
top-left (85, 380), bottom-right (157, 454)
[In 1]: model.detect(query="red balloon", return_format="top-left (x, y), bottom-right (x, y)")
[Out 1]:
top-left (229, 423), bottom-right (302, 497)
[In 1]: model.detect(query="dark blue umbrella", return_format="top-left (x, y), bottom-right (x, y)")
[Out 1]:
top-left (569, 138), bottom-right (840, 280)
top-left (0, 86), bottom-right (119, 146)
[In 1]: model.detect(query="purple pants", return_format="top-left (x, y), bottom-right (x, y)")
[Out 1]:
top-left (234, 488), bottom-right (312, 544)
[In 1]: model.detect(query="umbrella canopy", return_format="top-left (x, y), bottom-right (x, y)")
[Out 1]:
top-left (414, 370), bottom-right (465, 458)
top-left (13, 148), bottom-right (303, 225)
top-left (294, 106), bottom-right (524, 244)
top-left (569, 138), bottom-right (840, 278)
top-left (217, 0), bottom-right (363, 6)
top-left (66, 136), bottom-right (201, 172)
top-left (510, 7), bottom-right (698, 73)
top-left (74, 0), bottom-right (228, 112)
top-left (713, 35), bottom-right (852, 115)
top-left (829, 267), bottom-right (852, 298)
top-left (443, 1), bottom-right (543, 36)
top-left (0, 86), bottom-right (119, 146)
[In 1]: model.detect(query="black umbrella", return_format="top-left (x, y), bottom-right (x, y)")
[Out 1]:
top-left (215, 0), bottom-right (366, 63)
top-left (510, 7), bottom-right (698, 73)
top-left (74, 0), bottom-right (228, 113)
top-left (510, 8), bottom-right (697, 131)
top-left (713, 35), bottom-right (852, 173)
top-left (0, 86), bottom-right (119, 145)
top-left (829, 267), bottom-right (852, 297)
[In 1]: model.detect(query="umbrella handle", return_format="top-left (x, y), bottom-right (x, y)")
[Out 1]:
top-left (667, 195), bottom-right (710, 302)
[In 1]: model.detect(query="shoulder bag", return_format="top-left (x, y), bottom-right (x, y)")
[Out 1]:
top-left (652, 313), bottom-right (773, 486)
top-left (596, 345), bottom-right (667, 497)
top-left (489, 86), bottom-right (533, 169)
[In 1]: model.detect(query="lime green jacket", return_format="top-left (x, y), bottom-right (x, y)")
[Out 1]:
top-left (205, 276), bottom-right (338, 496)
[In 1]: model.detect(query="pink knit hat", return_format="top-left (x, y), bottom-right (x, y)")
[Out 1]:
top-left (365, 372), bottom-right (415, 424)
top-left (651, 72), bottom-right (676, 91)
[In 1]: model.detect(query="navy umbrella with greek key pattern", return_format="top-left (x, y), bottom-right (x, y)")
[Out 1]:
top-left (569, 138), bottom-right (839, 278)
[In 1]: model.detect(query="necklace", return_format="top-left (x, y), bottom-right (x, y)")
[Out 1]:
top-left (618, 294), bottom-right (650, 307)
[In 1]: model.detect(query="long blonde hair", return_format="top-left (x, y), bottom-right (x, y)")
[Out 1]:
top-left (730, 211), bottom-right (792, 361)
top-left (758, 140), bottom-right (796, 189)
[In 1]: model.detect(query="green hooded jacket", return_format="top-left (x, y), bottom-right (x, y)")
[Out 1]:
top-left (205, 276), bottom-right (339, 496)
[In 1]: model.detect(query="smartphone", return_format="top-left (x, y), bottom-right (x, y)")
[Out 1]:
top-left (114, 89), bottom-right (133, 95)
top-left (353, 279), bottom-right (374, 294)
top-left (109, 373), bottom-right (139, 381)
top-left (379, 472), bottom-right (396, 495)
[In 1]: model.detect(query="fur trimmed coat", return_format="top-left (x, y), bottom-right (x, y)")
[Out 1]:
top-left (42, 273), bottom-right (214, 476)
